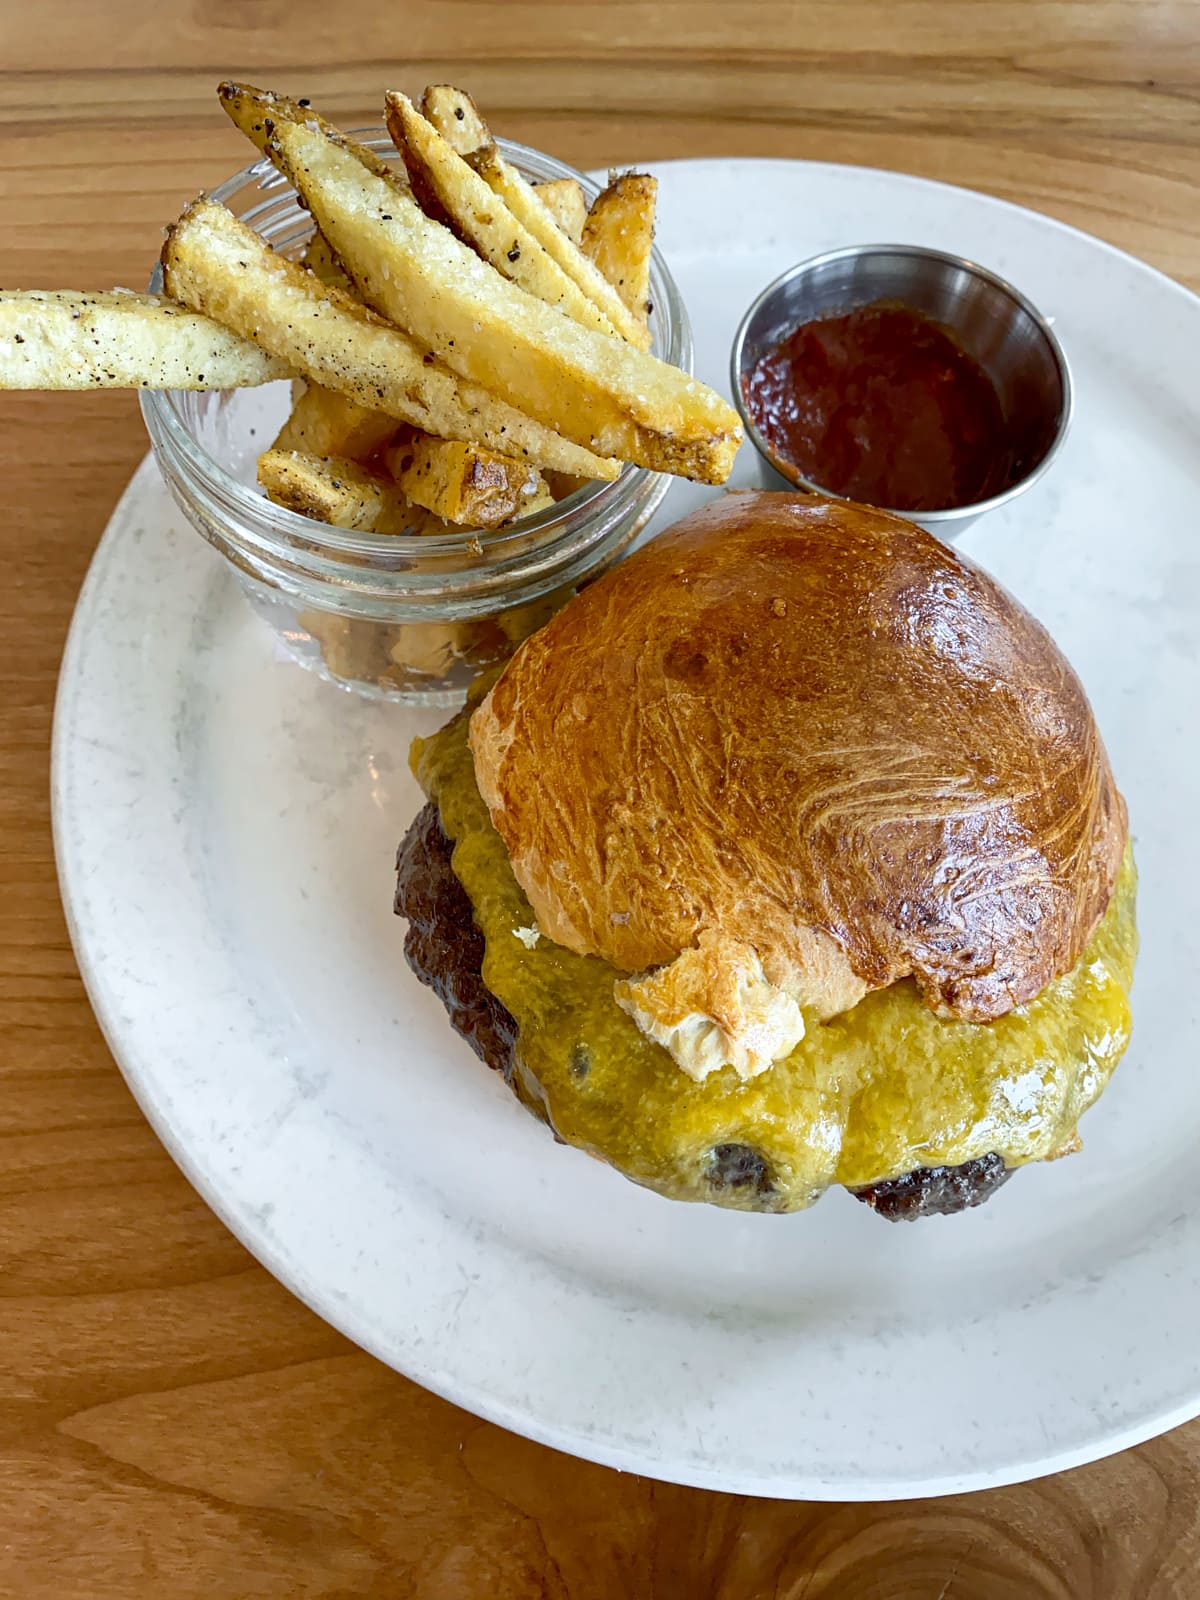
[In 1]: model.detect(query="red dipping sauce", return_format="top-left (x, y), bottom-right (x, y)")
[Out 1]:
top-left (743, 302), bottom-right (1021, 513)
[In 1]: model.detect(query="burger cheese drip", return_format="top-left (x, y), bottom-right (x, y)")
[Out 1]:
top-left (412, 711), bottom-right (1137, 1214)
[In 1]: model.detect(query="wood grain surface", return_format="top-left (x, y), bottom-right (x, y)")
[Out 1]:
top-left (1, 3), bottom-right (1198, 1594)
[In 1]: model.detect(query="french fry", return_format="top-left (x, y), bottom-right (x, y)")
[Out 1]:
top-left (299, 609), bottom-right (383, 683)
top-left (515, 487), bottom-right (557, 518)
top-left (217, 80), bottom-right (408, 196)
top-left (263, 122), bottom-right (741, 483)
top-left (271, 234), bottom-right (388, 457)
top-left (582, 173), bottom-right (657, 329)
top-left (421, 85), bottom-right (651, 350)
top-left (383, 621), bottom-right (481, 676)
top-left (302, 230), bottom-right (352, 293)
top-left (272, 382), bottom-right (398, 459)
top-left (302, 606), bottom-right (495, 685)
top-left (216, 74), bottom-right (418, 498)
top-left (295, 213), bottom-right (562, 496)
top-left (257, 449), bottom-right (412, 532)
top-left (384, 92), bottom-right (620, 338)
top-left (404, 505), bottom-right (466, 537)
top-left (0, 289), bottom-right (288, 390)
top-left (161, 199), bottom-right (620, 481)
top-left (535, 178), bottom-right (587, 245)
top-left (419, 84), bottom-right (493, 165)
top-left (383, 432), bottom-right (548, 528)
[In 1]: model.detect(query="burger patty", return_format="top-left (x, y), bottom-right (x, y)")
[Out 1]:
top-left (395, 800), bottom-right (519, 1085)
top-left (394, 802), bottom-right (1013, 1220)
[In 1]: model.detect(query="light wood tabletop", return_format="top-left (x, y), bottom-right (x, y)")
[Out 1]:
top-left (2, 3), bottom-right (1198, 1594)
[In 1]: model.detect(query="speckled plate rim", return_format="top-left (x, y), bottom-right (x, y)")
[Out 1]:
top-left (52, 158), bottom-right (1200, 1499)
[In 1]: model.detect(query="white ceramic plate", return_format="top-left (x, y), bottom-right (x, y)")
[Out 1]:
top-left (54, 160), bottom-right (1200, 1499)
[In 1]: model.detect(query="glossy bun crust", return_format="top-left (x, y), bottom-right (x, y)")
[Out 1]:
top-left (470, 492), bottom-right (1127, 1023)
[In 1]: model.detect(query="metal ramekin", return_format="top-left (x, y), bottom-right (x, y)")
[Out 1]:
top-left (730, 243), bottom-right (1073, 538)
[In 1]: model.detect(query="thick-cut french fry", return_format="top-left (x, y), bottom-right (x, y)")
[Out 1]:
top-left (274, 235), bottom-right (387, 456)
top-left (383, 620), bottom-right (482, 677)
top-left (217, 80), bottom-right (408, 195)
top-left (302, 230), bottom-right (352, 292)
top-left (384, 92), bottom-right (619, 338)
top-left (272, 382), bottom-right (398, 459)
top-left (383, 432), bottom-right (548, 528)
top-left (301, 605), bottom-right (496, 683)
top-left (419, 84), bottom-right (493, 165)
top-left (516, 487), bottom-right (557, 518)
top-left (299, 609), bottom-right (382, 682)
top-left (161, 199), bottom-right (619, 481)
top-left (0, 289), bottom-right (287, 390)
top-left (421, 85), bottom-right (651, 350)
top-left (535, 178), bottom-right (587, 245)
top-left (258, 449), bottom-right (412, 532)
top-left (582, 173), bottom-right (657, 329)
top-left (263, 123), bottom-right (741, 483)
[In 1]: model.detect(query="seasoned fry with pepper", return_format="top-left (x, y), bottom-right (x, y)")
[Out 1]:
top-left (258, 449), bottom-right (413, 533)
top-left (162, 198), bottom-right (620, 480)
top-left (263, 119), bottom-right (740, 482)
top-left (421, 84), bottom-right (651, 350)
top-left (384, 433), bottom-right (548, 528)
top-left (271, 384), bottom-right (398, 461)
top-left (0, 289), bottom-right (287, 390)
top-left (385, 92), bottom-right (619, 337)
top-left (582, 173), bottom-right (658, 330)
top-left (534, 177), bottom-right (587, 244)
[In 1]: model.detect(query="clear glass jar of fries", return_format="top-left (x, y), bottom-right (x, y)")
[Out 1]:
top-left (141, 133), bottom-right (688, 705)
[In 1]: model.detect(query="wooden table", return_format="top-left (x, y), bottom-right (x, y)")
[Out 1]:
top-left (2, 4), bottom-right (1198, 1593)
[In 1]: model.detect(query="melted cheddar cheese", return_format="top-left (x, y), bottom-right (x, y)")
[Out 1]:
top-left (413, 714), bottom-right (1138, 1212)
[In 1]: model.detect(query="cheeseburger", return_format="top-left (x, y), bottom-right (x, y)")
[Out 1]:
top-left (395, 492), bottom-right (1137, 1220)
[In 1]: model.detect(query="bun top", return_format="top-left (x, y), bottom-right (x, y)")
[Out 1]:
top-left (470, 491), bottom-right (1127, 1037)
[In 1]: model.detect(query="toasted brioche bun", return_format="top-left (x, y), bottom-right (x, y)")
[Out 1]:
top-left (469, 491), bottom-right (1126, 1027)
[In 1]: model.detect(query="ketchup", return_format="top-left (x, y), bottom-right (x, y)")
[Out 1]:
top-left (743, 303), bottom-right (1021, 513)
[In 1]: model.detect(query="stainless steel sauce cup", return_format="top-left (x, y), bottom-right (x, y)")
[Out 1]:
top-left (730, 243), bottom-right (1072, 538)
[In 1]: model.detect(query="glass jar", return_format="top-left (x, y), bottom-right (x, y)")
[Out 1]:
top-left (141, 131), bottom-right (689, 705)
